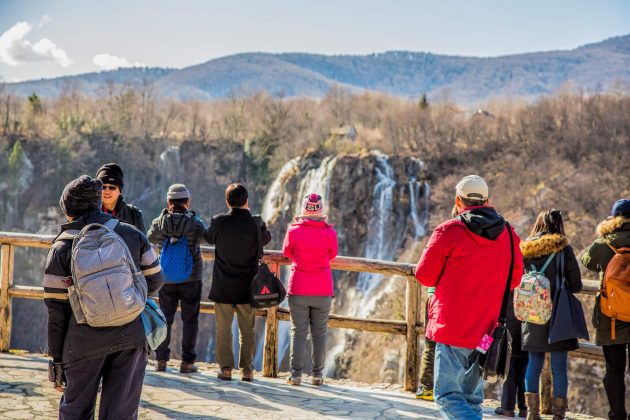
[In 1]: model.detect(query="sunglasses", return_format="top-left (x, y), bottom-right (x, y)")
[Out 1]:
top-left (102, 185), bottom-right (119, 191)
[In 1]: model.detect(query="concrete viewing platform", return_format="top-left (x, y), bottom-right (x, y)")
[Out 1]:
top-left (0, 352), bottom-right (603, 419)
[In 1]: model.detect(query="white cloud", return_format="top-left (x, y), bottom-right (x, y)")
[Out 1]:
top-left (92, 53), bottom-right (145, 71)
top-left (0, 21), bottom-right (72, 67)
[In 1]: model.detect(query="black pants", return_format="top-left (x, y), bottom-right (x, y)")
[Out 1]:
top-left (602, 343), bottom-right (630, 420)
top-left (155, 281), bottom-right (202, 363)
top-left (59, 347), bottom-right (147, 420)
top-left (500, 355), bottom-right (528, 412)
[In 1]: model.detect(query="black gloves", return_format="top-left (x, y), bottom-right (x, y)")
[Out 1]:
top-left (48, 360), bottom-right (66, 391)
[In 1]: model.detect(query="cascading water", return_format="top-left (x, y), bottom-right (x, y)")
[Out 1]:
top-left (159, 145), bottom-right (182, 184)
top-left (261, 157), bottom-right (301, 224)
top-left (356, 154), bottom-right (397, 293)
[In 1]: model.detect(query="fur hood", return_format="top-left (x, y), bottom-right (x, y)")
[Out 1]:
top-left (520, 233), bottom-right (569, 259)
top-left (596, 216), bottom-right (630, 237)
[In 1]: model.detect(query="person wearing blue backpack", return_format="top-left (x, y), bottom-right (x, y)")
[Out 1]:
top-left (148, 184), bottom-right (208, 373)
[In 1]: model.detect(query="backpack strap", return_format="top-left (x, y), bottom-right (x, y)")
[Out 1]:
top-left (539, 252), bottom-right (557, 273)
top-left (253, 215), bottom-right (264, 262)
top-left (608, 244), bottom-right (630, 254)
top-left (104, 218), bottom-right (119, 231)
top-left (498, 222), bottom-right (515, 325)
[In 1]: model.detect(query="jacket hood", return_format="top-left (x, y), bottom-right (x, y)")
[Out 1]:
top-left (458, 207), bottom-right (505, 240)
top-left (596, 216), bottom-right (630, 237)
top-left (60, 210), bottom-right (112, 231)
top-left (520, 233), bottom-right (569, 259)
top-left (157, 209), bottom-right (197, 237)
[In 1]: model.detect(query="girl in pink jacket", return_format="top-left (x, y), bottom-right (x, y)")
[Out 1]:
top-left (283, 193), bottom-right (338, 386)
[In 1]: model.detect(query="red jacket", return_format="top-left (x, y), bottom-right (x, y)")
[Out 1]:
top-left (415, 207), bottom-right (524, 349)
top-left (283, 218), bottom-right (338, 296)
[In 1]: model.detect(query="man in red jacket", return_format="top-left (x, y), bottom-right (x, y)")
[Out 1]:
top-left (415, 175), bottom-right (523, 419)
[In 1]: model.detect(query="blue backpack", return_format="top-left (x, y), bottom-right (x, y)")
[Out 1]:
top-left (160, 236), bottom-right (193, 283)
top-left (140, 298), bottom-right (167, 350)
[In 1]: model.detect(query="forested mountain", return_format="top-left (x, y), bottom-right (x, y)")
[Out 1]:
top-left (6, 35), bottom-right (630, 104)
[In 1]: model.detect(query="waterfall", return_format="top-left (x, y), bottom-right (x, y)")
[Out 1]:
top-left (409, 178), bottom-right (430, 239)
top-left (356, 154), bottom-right (396, 293)
top-left (159, 145), bottom-right (182, 184)
top-left (261, 157), bottom-right (301, 224)
top-left (296, 156), bottom-right (337, 210)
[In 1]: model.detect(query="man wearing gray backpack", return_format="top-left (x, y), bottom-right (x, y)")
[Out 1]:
top-left (44, 175), bottom-right (164, 420)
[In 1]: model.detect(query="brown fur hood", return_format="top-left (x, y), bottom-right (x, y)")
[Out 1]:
top-left (520, 233), bottom-right (569, 259)
top-left (596, 216), bottom-right (630, 237)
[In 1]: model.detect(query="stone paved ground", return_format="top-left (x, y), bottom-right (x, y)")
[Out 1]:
top-left (0, 353), bottom-right (602, 419)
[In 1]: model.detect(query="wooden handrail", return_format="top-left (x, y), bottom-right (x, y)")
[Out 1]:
top-left (0, 230), bottom-right (605, 401)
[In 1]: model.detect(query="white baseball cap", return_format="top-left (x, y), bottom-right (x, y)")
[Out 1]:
top-left (455, 175), bottom-right (488, 201)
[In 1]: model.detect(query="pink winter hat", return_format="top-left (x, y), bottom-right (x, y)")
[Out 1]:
top-left (301, 193), bottom-right (325, 218)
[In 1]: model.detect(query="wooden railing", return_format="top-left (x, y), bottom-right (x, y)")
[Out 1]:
top-left (0, 231), bottom-right (602, 403)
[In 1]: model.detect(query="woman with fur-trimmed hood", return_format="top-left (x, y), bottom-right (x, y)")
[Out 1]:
top-left (520, 209), bottom-right (582, 420)
top-left (582, 199), bottom-right (630, 420)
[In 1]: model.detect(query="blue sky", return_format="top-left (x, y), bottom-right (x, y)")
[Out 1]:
top-left (1, 0), bottom-right (629, 82)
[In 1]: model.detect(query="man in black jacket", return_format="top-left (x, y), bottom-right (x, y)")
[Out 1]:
top-left (148, 184), bottom-right (208, 374)
top-left (45, 175), bottom-right (163, 419)
top-left (206, 183), bottom-right (271, 381)
top-left (96, 162), bottom-right (146, 233)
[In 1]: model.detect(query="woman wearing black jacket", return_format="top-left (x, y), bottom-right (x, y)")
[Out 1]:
top-left (520, 210), bottom-right (582, 420)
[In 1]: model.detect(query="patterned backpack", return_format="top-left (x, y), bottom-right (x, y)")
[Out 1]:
top-left (160, 235), bottom-right (193, 283)
top-left (514, 253), bottom-right (555, 325)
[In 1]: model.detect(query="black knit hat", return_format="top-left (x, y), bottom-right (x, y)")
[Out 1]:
top-left (59, 175), bottom-right (103, 217)
top-left (95, 163), bottom-right (124, 190)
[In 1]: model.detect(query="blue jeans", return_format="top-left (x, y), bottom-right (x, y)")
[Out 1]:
top-left (434, 343), bottom-right (484, 420)
top-left (524, 351), bottom-right (568, 398)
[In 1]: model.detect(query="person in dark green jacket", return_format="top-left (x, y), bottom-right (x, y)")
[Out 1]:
top-left (582, 199), bottom-right (630, 420)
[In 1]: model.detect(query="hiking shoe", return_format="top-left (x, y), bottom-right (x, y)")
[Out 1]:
top-left (155, 360), bottom-right (167, 372)
top-left (242, 371), bottom-right (254, 382)
top-left (179, 362), bottom-right (198, 374)
top-left (415, 386), bottom-right (434, 401)
top-left (217, 368), bottom-right (232, 381)
top-left (311, 374), bottom-right (324, 386)
top-left (494, 407), bottom-right (516, 417)
top-left (518, 409), bottom-right (527, 418)
top-left (286, 376), bottom-right (301, 386)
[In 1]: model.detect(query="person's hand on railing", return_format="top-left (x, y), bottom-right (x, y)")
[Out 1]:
top-left (48, 360), bottom-right (66, 392)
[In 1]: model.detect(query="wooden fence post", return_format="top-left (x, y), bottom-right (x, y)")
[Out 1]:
top-left (404, 275), bottom-right (420, 391)
top-left (262, 262), bottom-right (280, 377)
top-left (540, 353), bottom-right (553, 414)
top-left (0, 244), bottom-right (15, 352)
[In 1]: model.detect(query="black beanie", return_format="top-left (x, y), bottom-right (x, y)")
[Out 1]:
top-left (95, 163), bottom-right (124, 190)
top-left (59, 175), bottom-right (103, 217)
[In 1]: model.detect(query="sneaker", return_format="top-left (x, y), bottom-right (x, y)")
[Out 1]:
top-left (286, 376), bottom-right (301, 386)
top-left (242, 371), bottom-right (254, 382)
top-left (494, 407), bottom-right (515, 417)
top-left (217, 367), bottom-right (232, 381)
top-left (415, 386), bottom-right (434, 401)
top-left (311, 374), bottom-right (324, 386)
top-left (180, 362), bottom-right (198, 374)
top-left (155, 360), bottom-right (167, 372)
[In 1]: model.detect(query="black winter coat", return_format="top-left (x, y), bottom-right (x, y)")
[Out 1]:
top-left (103, 195), bottom-right (146, 233)
top-left (520, 234), bottom-right (583, 353)
top-left (506, 291), bottom-right (527, 358)
top-left (44, 211), bottom-right (163, 367)
top-left (147, 209), bottom-right (208, 283)
top-left (206, 208), bottom-right (271, 304)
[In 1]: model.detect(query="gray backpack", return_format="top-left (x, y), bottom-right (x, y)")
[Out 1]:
top-left (57, 219), bottom-right (148, 327)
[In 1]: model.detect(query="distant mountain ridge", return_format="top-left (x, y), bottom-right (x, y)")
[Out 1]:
top-left (6, 34), bottom-right (630, 104)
